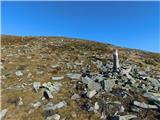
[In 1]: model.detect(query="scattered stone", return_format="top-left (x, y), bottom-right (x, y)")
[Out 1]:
top-left (94, 102), bottom-right (99, 110)
top-left (87, 90), bottom-right (97, 98)
top-left (46, 114), bottom-right (60, 120)
top-left (119, 106), bottom-right (125, 112)
top-left (143, 92), bottom-right (160, 107)
top-left (71, 93), bottom-right (80, 100)
top-left (0, 109), bottom-right (8, 119)
top-left (15, 70), bottom-right (23, 76)
top-left (44, 89), bottom-right (53, 99)
top-left (147, 77), bottom-right (160, 91)
top-left (111, 114), bottom-right (137, 120)
top-left (44, 101), bottom-right (67, 111)
top-left (51, 64), bottom-right (60, 69)
top-left (42, 82), bottom-right (62, 93)
top-left (33, 82), bottom-right (41, 92)
top-left (43, 106), bottom-right (55, 118)
top-left (87, 81), bottom-right (102, 91)
top-left (32, 101), bottom-right (41, 108)
top-left (67, 73), bottom-right (81, 80)
top-left (82, 76), bottom-right (92, 84)
top-left (133, 101), bottom-right (158, 109)
top-left (102, 79), bottom-right (115, 92)
top-left (71, 111), bottom-right (77, 118)
top-left (130, 105), bottom-right (140, 112)
top-left (16, 97), bottom-right (23, 106)
top-left (51, 76), bottom-right (64, 81)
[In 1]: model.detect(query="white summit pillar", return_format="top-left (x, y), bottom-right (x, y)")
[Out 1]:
top-left (113, 49), bottom-right (119, 72)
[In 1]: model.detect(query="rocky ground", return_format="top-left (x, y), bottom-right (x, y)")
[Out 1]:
top-left (1, 35), bottom-right (160, 120)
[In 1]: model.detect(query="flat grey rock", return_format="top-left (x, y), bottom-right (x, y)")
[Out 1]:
top-left (0, 109), bottom-right (8, 119)
top-left (15, 70), bottom-right (23, 76)
top-left (87, 90), bottom-right (97, 98)
top-left (82, 76), bottom-right (92, 84)
top-left (71, 93), bottom-right (80, 100)
top-left (51, 64), bottom-right (60, 69)
top-left (87, 81), bottom-right (102, 91)
top-left (103, 79), bottom-right (115, 92)
top-left (46, 114), bottom-right (60, 120)
top-left (44, 89), bottom-right (53, 99)
top-left (67, 73), bottom-right (81, 80)
top-left (32, 101), bottom-right (41, 108)
top-left (51, 76), bottom-right (64, 81)
top-left (133, 101), bottom-right (158, 109)
top-left (45, 101), bottom-right (67, 111)
top-left (33, 82), bottom-right (41, 92)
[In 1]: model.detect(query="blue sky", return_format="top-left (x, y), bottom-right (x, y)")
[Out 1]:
top-left (1, 1), bottom-right (160, 53)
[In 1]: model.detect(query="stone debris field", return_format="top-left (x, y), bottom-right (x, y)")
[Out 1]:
top-left (1, 35), bottom-right (160, 120)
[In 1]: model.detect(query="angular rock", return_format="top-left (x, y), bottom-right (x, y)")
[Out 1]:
top-left (46, 114), bottom-right (60, 120)
top-left (67, 73), bottom-right (81, 80)
top-left (82, 76), bottom-right (92, 84)
top-left (16, 97), bottom-right (23, 106)
top-left (94, 102), bottom-right (99, 110)
top-left (87, 90), bottom-right (97, 98)
top-left (133, 101), bottom-right (158, 109)
top-left (147, 77), bottom-right (160, 91)
top-left (44, 101), bottom-right (67, 111)
top-left (71, 111), bottom-right (77, 118)
top-left (32, 101), bottom-right (41, 108)
top-left (51, 76), bottom-right (64, 81)
top-left (71, 93), bottom-right (80, 100)
top-left (102, 79), bottom-right (115, 92)
top-left (115, 114), bottom-right (137, 120)
top-left (0, 109), bottom-right (8, 119)
top-left (130, 105), bottom-right (140, 112)
top-left (44, 89), bottom-right (53, 99)
top-left (15, 70), bottom-right (23, 76)
top-left (51, 64), bottom-right (60, 69)
top-left (119, 106), bottom-right (125, 112)
top-left (33, 82), bottom-right (41, 92)
top-left (143, 92), bottom-right (160, 107)
top-left (87, 81), bottom-right (102, 91)
top-left (42, 82), bottom-right (62, 93)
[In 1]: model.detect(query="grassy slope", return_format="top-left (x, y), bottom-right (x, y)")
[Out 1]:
top-left (1, 35), bottom-right (160, 120)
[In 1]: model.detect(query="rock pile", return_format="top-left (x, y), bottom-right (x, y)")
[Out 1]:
top-left (67, 49), bottom-right (160, 119)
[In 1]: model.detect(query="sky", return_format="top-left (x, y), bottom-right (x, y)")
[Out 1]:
top-left (1, 1), bottom-right (160, 53)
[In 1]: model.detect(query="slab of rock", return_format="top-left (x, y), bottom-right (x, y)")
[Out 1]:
top-left (42, 82), bottom-right (62, 93)
top-left (87, 90), bottom-right (97, 98)
top-left (147, 77), bottom-right (160, 91)
top-left (87, 81), bottom-right (102, 91)
top-left (71, 93), bottom-right (80, 100)
top-left (15, 70), bottom-right (23, 76)
top-left (67, 73), bottom-right (81, 80)
top-left (45, 101), bottom-right (67, 111)
top-left (51, 64), bottom-right (60, 69)
top-left (16, 97), bottom-right (23, 106)
top-left (32, 101), bottom-right (41, 108)
top-left (33, 82), bottom-right (41, 92)
top-left (143, 92), bottom-right (160, 107)
top-left (46, 114), bottom-right (60, 120)
top-left (82, 76), bottom-right (92, 84)
top-left (133, 101), bottom-right (158, 109)
top-left (94, 102), bottom-right (99, 110)
top-left (44, 89), bottom-right (53, 99)
top-left (102, 79), bottom-right (115, 92)
top-left (51, 76), bottom-right (64, 81)
top-left (111, 114), bottom-right (137, 120)
top-left (0, 109), bottom-right (8, 119)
